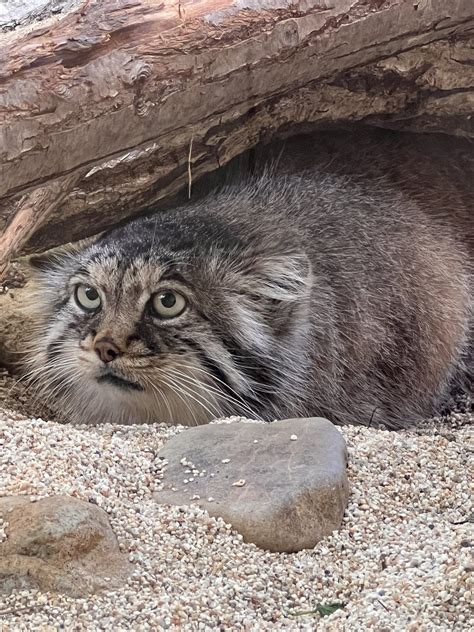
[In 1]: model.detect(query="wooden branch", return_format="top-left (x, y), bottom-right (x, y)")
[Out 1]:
top-left (0, 0), bottom-right (473, 276)
top-left (0, 174), bottom-right (80, 278)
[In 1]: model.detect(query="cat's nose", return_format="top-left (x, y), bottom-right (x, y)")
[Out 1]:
top-left (94, 338), bottom-right (121, 364)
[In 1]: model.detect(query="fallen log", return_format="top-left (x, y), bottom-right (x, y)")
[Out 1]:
top-left (0, 0), bottom-right (473, 279)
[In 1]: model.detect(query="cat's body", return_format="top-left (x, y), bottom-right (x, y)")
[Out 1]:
top-left (27, 132), bottom-right (472, 428)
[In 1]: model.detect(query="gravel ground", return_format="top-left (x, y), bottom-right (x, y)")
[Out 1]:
top-left (0, 370), bottom-right (472, 631)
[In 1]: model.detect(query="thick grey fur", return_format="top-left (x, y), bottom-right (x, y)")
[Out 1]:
top-left (27, 130), bottom-right (473, 428)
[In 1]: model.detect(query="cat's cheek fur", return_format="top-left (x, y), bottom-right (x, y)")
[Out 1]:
top-left (231, 298), bottom-right (272, 354)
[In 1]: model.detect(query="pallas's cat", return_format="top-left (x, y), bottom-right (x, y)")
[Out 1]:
top-left (26, 134), bottom-right (472, 428)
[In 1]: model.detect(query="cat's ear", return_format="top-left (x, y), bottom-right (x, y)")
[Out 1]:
top-left (28, 247), bottom-right (70, 272)
top-left (27, 236), bottom-right (98, 272)
top-left (242, 252), bottom-right (312, 303)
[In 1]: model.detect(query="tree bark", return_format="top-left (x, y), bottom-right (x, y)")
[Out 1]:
top-left (0, 0), bottom-right (473, 277)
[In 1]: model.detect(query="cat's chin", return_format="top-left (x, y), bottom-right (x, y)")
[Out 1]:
top-left (60, 377), bottom-right (218, 427)
top-left (96, 372), bottom-right (145, 392)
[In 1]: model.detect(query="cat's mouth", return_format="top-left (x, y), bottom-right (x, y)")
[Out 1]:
top-left (96, 372), bottom-right (144, 392)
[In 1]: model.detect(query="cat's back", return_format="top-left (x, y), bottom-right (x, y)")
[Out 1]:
top-left (251, 129), bottom-right (473, 257)
top-left (221, 147), bottom-right (472, 426)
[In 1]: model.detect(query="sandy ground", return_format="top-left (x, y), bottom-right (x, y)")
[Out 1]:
top-left (0, 369), bottom-right (472, 631)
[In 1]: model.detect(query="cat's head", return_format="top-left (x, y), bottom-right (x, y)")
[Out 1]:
top-left (25, 204), bottom-right (312, 425)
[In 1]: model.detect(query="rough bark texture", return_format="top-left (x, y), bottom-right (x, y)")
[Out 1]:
top-left (0, 0), bottom-right (473, 276)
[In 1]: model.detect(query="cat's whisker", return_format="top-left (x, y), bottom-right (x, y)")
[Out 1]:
top-left (169, 376), bottom-right (225, 421)
top-left (21, 369), bottom-right (64, 398)
top-left (25, 367), bottom-right (83, 414)
top-left (32, 365), bottom-right (82, 398)
top-left (158, 372), bottom-right (222, 424)
top-left (164, 365), bottom-right (263, 421)
top-left (142, 372), bottom-right (186, 423)
top-left (6, 370), bottom-right (42, 396)
top-left (10, 361), bottom-right (70, 389)
top-left (22, 364), bottom-right (80, 398)
top-left (156, 376), bottom-right (201, 426)
top-left (141, 375), bottom-right (175, 423)
top-left (171, 360), bottom-right (266, 416)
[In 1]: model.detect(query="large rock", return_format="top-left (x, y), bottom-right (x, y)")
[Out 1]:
top-left (0, 495), bottom-right (132, 596)
top-left (154, 417), bottom-right (349, 552)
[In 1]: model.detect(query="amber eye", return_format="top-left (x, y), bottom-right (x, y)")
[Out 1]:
top-left (151, 290), bottom-right (187, 319)
top-left (75, 285), bottom-right (101, 311)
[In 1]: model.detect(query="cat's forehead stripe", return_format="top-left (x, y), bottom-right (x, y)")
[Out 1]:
top-left (81, 255), bottom-right (181, 299)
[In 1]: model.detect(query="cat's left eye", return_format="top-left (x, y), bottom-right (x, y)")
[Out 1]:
top-left (151, 290), bottom-right (187, 319)
top-left (75, 284), bottom-right (101, 311)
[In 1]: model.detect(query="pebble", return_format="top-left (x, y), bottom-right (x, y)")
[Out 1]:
top-left (0, 371), bottom-right (472, 629)
top-left (232, 479), bottom-right (246, 487)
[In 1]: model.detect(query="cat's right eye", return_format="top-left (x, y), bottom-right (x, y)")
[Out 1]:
top-left (75, 284), bottom-right (101, 311)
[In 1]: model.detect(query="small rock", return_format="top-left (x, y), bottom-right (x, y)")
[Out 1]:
top-left (232, 479), bottom-right (246, 487)
top-left (154, 418), bottom-right (349, 552)
top-left (0, 495), bottom-right (132, 596)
